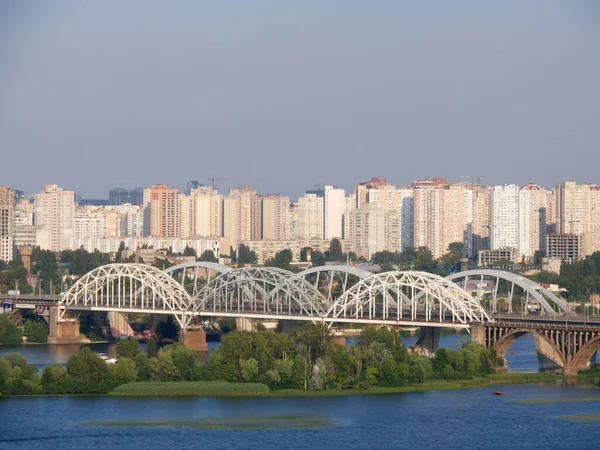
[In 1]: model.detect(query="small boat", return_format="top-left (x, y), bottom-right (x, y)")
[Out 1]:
top-left (493, 391), bottom-right (504, 396)
top-left (511, 349), bottom-right (515, 355)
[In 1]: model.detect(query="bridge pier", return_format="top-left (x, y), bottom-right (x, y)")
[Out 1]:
top-left (414, 327), bottom-right (441, 354)
top-left (48, 307), bottom-right (84, 344)
top-left (471, 323), bottom-right (485, 346)
top-left (107, 311), bottom-right (134, 338)
top-left (180, 327), bottom-right (208, 352)
top-left (533, 334), bottom-right (564, 373)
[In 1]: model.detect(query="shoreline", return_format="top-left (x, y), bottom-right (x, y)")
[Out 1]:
top-left (0, 373), bottom-right (565, 399)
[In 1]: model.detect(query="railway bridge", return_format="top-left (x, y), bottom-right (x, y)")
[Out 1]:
top-left (2, 263), bottom-right (599, 374)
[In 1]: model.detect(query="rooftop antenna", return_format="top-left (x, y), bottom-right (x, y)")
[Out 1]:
top-left (208, 176), bottom-right (225, 189)
top-left (460, 175), bottom-right (484, 185)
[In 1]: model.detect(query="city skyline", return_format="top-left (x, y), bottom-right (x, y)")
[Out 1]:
top-left (1, 1), bottom-right (599, 198)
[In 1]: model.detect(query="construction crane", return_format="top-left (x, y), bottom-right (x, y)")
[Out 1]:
top-left (460, 175), bottom-right (484, 185)
top-left (208, 176), bottom-right (225, 189)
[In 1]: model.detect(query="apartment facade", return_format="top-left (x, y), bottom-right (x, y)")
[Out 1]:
top-left (35, 184), bottom-right (75, 252)
top-left (0, 187), bottom-right (16, 261)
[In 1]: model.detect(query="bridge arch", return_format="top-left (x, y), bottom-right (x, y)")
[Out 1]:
top-left (60, 264), bottom-right (193, 327)
top-left (194, 267), bottom-right (328, 319)
top-left (447, 269), bottom-right (572, 316)
top-left (566, 334), bottom-right (600, 374)
top-left (328, 271), bottom-right (490, 325)
top-left (297, 265), bottom-right (373, 306)
top-left (165, 261), bottom-right (231, 297)
top-left (493, 328), bottom-right (567, 368)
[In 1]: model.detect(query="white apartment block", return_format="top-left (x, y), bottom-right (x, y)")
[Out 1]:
top-left (68, 236), bottom-right (220, 257)
top-left (35, 184), bottom-right (75, 252)
top-left (296, 193), bottom-right (324, 240)
top-left (346, 204), bottom-right (400, 259)
top-left (0, 187), bottom-right (15, 262)
top-left (324, 186), bottom-right (345, 240)
top-left (191, 187), bottom-right (222, 238)
top-left (261, 194), bottom-right (290, 240)
top-left (73, 207), bottom-right (107, 240)
top-left (490, 185), bottom-right (520, 252)
top-left (223, 187), bottom-right (261, 245)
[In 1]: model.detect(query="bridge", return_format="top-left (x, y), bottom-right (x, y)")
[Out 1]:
top-left (3, 263), bottom-right (600, 374)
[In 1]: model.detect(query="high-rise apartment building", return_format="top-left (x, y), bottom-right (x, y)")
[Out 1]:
top-left (518, 183), bottom-right (550, 258)
top-left (555, 181), bottom-right (599, 255)
top-left (73, 207), bottom-right (106, 240)
top-left (289, 202), bottom-right (298, 240)
top-left (178, 194), bottom-right (195, 239)
top-left (145, 184), bottom-right (179, 238)
top-left (324, 186), bottom-right (345, 240)
top-left (14, 198), bottom-right (36, 248)
top-left (346, 204), bottom-right (400, 259)
top-left (470, 185), bottom-right (492, 257)
top-left (191, 186), bottom-right (222, 238)
top-left (261, 194), bottom-right (290, 240)
top-left (222, 187), bottom-right (261, 245)
top-left (35, 184), bottom-right (75, 252)
top-left (0, 187), bottom-right (16, 262)
top-left (296, 193), bottom-right (324, 240)
top-left (412, 179), bottom-right (447, 258)
top-left (490, 184), bottom-right (520, 252)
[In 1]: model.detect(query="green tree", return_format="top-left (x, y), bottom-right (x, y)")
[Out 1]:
top-left (327, 238), bottom-right (345, 262)
top-left (300, 247), bottom-right (312, 263)
top-left (34, 250), bottom-right (60, 292)
top-left (116, 337), bottom-right (142, 359)
top-left (66, 347), bottom-right (109, 390)
top-left (198, 250), bottom-right (218, 263)
top-left (23, 320), bottom-right (49, 343)
top-left (311, 250), bottom-right (326, 267)
top-left (237, 244), bottom-right (258, 265)
top-left (109, 357), bottom-right (138, 384)
top-left (146, 338), bottom-right (158, 358)
top-left (0, 314), bottom-right (23, 345)
top-left (294, 323), bottom-right (332, 389)
top-left (183, 246), bottom-right (197, 257)
top-left (240, 357), bottom-right (259, 381)
top-left (265, 249), bottom-right (293, 270)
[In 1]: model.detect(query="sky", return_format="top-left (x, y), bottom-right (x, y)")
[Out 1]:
top-left (0, 1), bottom-right (599, 199)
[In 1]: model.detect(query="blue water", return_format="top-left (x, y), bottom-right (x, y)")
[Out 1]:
top-left (1, 382), bottom-right (600, 449)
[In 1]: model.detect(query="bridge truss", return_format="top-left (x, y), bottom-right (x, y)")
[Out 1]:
top-left (59, 264), bottom-right (497, 328)
top-left (447, 270), bottom-right (572, 317)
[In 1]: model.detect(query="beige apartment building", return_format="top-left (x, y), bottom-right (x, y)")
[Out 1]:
top-left (0, 187), bottom-right (16, 262)
top-left (35, 184), bottom-right (75, 252)
top-left (296, 193), bottom-right (324, 240)
top-left (261, 194), bottom-right (290, 240)
top-left (555, 181), bottom-right (600, 255)
top-left (345, 204), bottom-right (400, 260)
top-left (190, 186), bottom-right (222, 238)
top-left (223, 187), bottom-right (261, 248)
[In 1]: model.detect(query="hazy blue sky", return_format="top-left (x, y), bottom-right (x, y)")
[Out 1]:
top-left (1, 1), bottom-right (599, 199)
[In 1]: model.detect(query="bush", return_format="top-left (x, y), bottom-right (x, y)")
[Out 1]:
top-left (23, 320), bottom-right (49, 343)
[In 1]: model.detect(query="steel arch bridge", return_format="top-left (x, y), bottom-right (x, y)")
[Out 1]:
top-left (165, 261), bottom-right (231, 297)
top-left (57, 264), bottom-right (493, 329)
top-left (60, 264), bottom-right (193, 327)
top-left (446, 269), bottom-right (572, 316)
top-left (329, 271), bottom-right (490, 326)
top-left (297, 265), bottom-right (373, 304)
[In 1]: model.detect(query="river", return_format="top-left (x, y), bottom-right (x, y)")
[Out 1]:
top-left (2, 335), bottom-right (600, 449)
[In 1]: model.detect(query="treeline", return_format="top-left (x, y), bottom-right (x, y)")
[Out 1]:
top-left (0, 315), bottom-right (48, 345)
top-left (197, 324), bottom-right (504, 390)
top-left (0, 326), bottom-right (504, 395)
top-left (533, 252), bottom-right (600, 301)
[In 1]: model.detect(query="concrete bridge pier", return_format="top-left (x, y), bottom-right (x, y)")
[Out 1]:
top-left (180, 327), bottom-right (208, 352)
top-left (414, 326), bottom-right (441, 354)
top-left (107, 311), bottom-right (134, 338)
top-left (533, 334), bottom-right (564, 373)
top-left (47, 307), bottom-right (84, 344)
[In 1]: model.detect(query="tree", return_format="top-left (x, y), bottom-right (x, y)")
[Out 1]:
top-left (265, 249), bottom-right (293, 270)
top-left (109, 357), bottom-right (138, 384)
top-left (413, 247), bottom-right (436, 272)
top-left (327, 239), bottom-right (345, 262)
top-left (0, 314), bottom-right (23, 345)
top-left (237, 244), bottom-right (257, 266)
top-left (293, 323), bottom-right (332, 389)
top-left (183, 246), bottom-right (197, 257)
top-left (23, 320), bottom-right (49, 343)
top-left (34, 250), bottom-right (60, 292)
top-left (66, 347), bottom-right (109, 386)
top-left (116, 337), bottom-right (142, 359)
top-left (300, 247), bottom-right (312, 263)
top-left (146, 338), bottom-right (158, 358)
top-left (198, 250), bottom-right (218, 263)
top-left (311, 250), bottom-right (326, 267)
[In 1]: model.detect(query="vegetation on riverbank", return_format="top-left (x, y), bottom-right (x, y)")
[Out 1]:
top-left (111, 381), bottom-right (269, 396)
top-left (0, 325), bottom-right (559, 397)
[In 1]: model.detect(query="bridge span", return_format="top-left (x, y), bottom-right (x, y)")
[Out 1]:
top-left (3, 263), bottom-right (600, 374)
